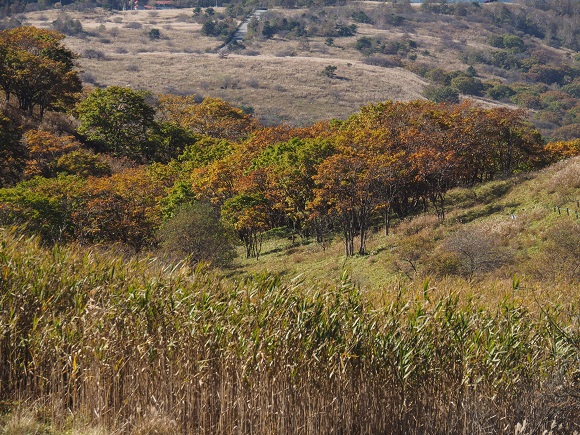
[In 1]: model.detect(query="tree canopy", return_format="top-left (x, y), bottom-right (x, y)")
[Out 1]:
top-left (76, 86), bottom-right (157, 161)
top-left (0, 26), bottom-right (81, 117)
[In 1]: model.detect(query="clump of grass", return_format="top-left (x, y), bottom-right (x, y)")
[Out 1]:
top-left (0, 229), bottom-right (578, 434)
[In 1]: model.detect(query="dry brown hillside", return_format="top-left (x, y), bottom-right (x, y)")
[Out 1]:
top-left (20, 3), bottom-right (573, 126)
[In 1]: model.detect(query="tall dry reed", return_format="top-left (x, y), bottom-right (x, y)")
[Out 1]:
top-left (1, 230), bottom-right (578, 434)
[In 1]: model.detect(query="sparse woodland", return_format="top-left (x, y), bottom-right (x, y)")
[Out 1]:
top-left (0, 4), bottom-right (580, 434)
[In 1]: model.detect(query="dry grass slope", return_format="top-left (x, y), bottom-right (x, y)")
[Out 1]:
top-left (20, 8), bottom-right (435, 125)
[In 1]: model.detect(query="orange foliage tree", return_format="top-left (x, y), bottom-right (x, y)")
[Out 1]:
top-left (544, 139), bottom-right (580, 161)
top-left (72, 168), bottom-right (165, 251)
top-left (309, 100), bottom-right (545, 255)
top-left (0, 26), bottom-right (81, 117)
top-left (22, 130), bottom-right (81, 178)
top-left (157, 95), bottom-right (260, 141)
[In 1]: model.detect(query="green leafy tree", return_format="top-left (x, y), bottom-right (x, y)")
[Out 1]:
top-left (250, 137), bottom-right (335, 240)
top-left (355, 36), bottom-right (374, 55)
top-left (487, 84), bottom-right (516, 100)
top-left (502, 35), bottom-right (525, 52)
top-left (450, 76), bottom-right (484, 96)
top-left (76, 86), bottom-right (157, 161)
top-left (148, 122), bottom-right (199, 164)
top-left (178, 136), bottom-right (233, 168)
top-left (423, 85), bottom-right (460, 103)
top-left (0, 175), bottom-right (85, 243)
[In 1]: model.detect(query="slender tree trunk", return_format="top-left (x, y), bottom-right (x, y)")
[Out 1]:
top-left (358, 208), bottom-right (368, 255)
top-left (385, 205), bottom-right (392, 236)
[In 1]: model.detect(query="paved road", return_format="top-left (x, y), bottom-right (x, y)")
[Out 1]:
top-left (232, 9), bottom-right (268, 41)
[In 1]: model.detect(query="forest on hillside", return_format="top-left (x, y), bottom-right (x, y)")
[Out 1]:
top-left (1, 25), bottom-right (579, 263)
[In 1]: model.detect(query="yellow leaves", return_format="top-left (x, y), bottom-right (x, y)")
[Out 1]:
top-left (0, 26), bottom-right (66, 54)
top-left (0, 26), bottom-right (80, 116)
top-left (23, 130), bottom-right (81, 178)
top-left (73, 167), bottom-right (165, 251)
top-left (157, 95), bottom-right (260, 141)
top-left (545, 139), bottom-right (580, 161)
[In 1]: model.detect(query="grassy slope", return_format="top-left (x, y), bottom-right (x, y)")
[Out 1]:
top-left (231, 156), bottom-right (580, 306)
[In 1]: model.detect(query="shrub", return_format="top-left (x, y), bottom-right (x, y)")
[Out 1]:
top-left (201, 18), bottom-right (236, 40)
top-left (562, 81), bottom-right (580, 98)
top-left (487, 83), bottom-right (516, 100)
top-left (124, 21), bottom-right (143, 29)
top-left (334, 23), bottom-right (357, 37)
top-left (148, 28), bottom-right (161, 40)
top-left (488, 34), bottom-right (525, 52)
top-left (362, 55), bottom-right (402, 68)
top-left (52, 14), bottom-right (83, 36)
top-left (450, 76), bottom-right (484, 96)
top-left (355, 36), bottom-right (374, 55)
top-left (83, 48), bottom-right (106, 59)
top-left (441, 225), bottom-right (510, 277)
top-left (158, 202), bottom-right (236, 266)
top-left (535, 219), bottom-right (580, 282)
top-left (423, 85), bottom-right (459, 103)
top-left (425, 68), bottom-right (452, 85)
top-left (351, 10), bottom-right (373, 24)
top-left (322, 65), bottom-right (338, 78)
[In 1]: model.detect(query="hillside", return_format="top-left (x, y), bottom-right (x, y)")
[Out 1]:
top-left (11, 1), bottom-right (580, 135)
top-left (1, 157), bottom-right (579, 434)
top-left (21, 7), bottom-right (428, 126)
top-left (232, 155), bottom-right (580, 300)
top-left (1, 4), bottom-right (580, 432)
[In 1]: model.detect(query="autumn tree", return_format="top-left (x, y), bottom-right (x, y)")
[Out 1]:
top-left (249, 137), bottom-right (335, 240)
top-left (72, 168), bottom-right (164, 251)
top-left (191, 157), bottom-right (239, 207)
top-left (22, 130), bottom-right (81, 178)
top-left (76, 86), bottom-right (157, 161)
top-left (0, 26), bottom-right (81, 117)
top-left (544, 139), bottom-right (580, 161)
top-left (311, 149), bottom-right (381, 256)
top-left (157, 94), bottom-right (260, 141)
top-left (221, 192), bottom-right (270, 259)
top-left (474, 107), bottom-right (545, 176)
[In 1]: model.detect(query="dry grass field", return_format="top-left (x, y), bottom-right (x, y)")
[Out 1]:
top-left (18, 5), bottom-right (519, 125)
